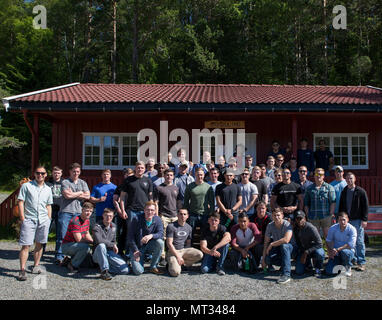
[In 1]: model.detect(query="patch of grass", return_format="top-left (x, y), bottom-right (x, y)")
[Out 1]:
top-left (368, 236), bottom-right (382, 247)
top-left (0, 219), bottom-right (18, 240)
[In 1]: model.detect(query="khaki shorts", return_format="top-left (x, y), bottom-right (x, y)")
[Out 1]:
top-left (19, 218), bottom-right (50, 246)
top-left (310, 216), bottom-right (333, 230)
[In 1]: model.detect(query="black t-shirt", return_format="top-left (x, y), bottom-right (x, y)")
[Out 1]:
top-left (251, 179), bottom-right (267, 202)
top-left (271, 182), bottom-right (302, 207)
top-left (121, 175), bottom-right (153, 211)
top-left (215, 183), bottom-right (242, 211)
top-left (314, 149), bottom-right (333, 171)
top-left (200, 224), bottom-right (227, 249)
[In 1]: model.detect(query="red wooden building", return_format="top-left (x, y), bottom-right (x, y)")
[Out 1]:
top-left (2, 83), bottom-right (382, 225)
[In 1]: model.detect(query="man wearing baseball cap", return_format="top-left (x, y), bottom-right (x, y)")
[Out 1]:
top-left (293, 210), bottom-right (325, 277)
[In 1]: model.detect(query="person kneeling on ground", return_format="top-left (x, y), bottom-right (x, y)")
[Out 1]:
top-left (200, 212), bottom-right (231, 276)
top-left (92, 208), bottom-right (130, 280)
top-left (325, 211), bottom-right (357, 277)
top-left (166, 209), bottom-right (203, 277)
top-left (261, 207), bottom-right (296, 284)
top-left (61, 201), bottom-right (94, 274)
top-left (230, 212), bottom-right (262, 273)
top-left (127, 201), bottom-right (165, 275)
top-left (293, 210), bottom-right (325, 277)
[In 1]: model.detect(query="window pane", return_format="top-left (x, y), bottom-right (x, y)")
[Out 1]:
top-left (104, 148), bottom-right (110, 156)
top-left (334, 147), bottom-right (341, 155)
top-left (112, 146), bottom-right (119, 156)
top-left (93, 136), bottom-right (100, 145)
top-left (112, 157), bottom-right (119, 166)
top-left (360, 146), bottom-right (366, 155)
top-left (104, 136), bottom-right (111, 146)
top-left (352, 147), bottom-right (359, 156)
top-left (85, 156), bottom-right (91, 166)
top-left (342, 157), bottom-right (348, 165)
top-left (104, 157), bottom-right (110, 166)
top-left (352, 156), bottom-right (359, 165)
top-left (93, 156), bottom-right (100, 165)
top-left (359, 137), bottom-right (366, 145)
top-left (85, 136), bottom-right (92, 145)
top-left (112, 137), bottom-right (119, 146)
top-left (341, 137), bottom-right (347, 145)
top-left (93, 146), bottom-right (100, 155)
top-left (85, 146), bottom-right (92, 155)
top-left (342, 147), bottom-right (348, 155)
top-left (360, 157), bottom-right (366, 165)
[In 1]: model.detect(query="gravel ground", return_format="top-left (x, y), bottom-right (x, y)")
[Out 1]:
top-left (0, 241), bottom-right (381, 300)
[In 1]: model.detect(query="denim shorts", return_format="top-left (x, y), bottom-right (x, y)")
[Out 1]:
top-left (19, 218), bottom-right (51, 246)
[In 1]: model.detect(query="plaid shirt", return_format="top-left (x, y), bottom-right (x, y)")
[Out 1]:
top-left (304, 182), bottom-right (336, 220)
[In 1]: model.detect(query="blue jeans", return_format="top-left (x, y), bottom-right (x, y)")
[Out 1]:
top-left (55, 212), bottom-right (79, 260)
top-left (129, 238), bottom-right (164, 275)
top-left (349, 219), bottom-right (366, 265)
top-left (201, 244), bottom-right (229, 273)
top-left (325, 249), bottom-right (355, 274)
top-left (92, 243), bottom-right (129, 274)
top-left (295, 248), bottom-right (325, 275)
top-left (62, 242), bottom-right (91, 268)
top-left (265, 243), bottom-right (295, 277)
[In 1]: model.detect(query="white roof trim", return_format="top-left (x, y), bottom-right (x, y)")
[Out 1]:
top-left (367, 85), bottom-right (382, 92)
top-left (2, 82), bottom-right (80, 112)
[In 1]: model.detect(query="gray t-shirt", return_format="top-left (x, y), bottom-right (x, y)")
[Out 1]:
top-left (166, 221), bottom-right (192, 250)
top-left (238, 182), bottom-right (258, 215)
top-left (60, 178), bottom-right (90, 214)
top-left (154, 183), bottom-right (179, 218)
top-left (265, 220), bottom-right (293, 242)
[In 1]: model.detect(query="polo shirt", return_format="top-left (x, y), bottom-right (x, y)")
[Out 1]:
top-left (63, 216), bottom-right (90, 243)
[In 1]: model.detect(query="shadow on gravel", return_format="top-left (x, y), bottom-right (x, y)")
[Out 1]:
top-left (0, 266), bottom-right (20, 280)
top-left (366, 246), bottom-right (382, 258)
top-left (0, 249), bottom-right (19, 260)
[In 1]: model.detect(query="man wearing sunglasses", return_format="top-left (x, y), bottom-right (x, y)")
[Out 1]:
top-left (17, 166), bottom-right (53, 281)
top-left (304, 168), bottom-right (336, 239)
top-left (270, 168), bottom-right (304, 221)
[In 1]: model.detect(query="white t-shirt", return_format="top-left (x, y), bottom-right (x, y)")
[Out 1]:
top-left (238, 182), bottom-right (258, 215)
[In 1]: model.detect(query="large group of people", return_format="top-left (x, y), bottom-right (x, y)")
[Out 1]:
top-left (16, 139), bottom-right (369, 285)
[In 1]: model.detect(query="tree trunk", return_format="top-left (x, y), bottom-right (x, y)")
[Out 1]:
top-left (132, 0), bottom-right (139, 83)
top-left (112, 0), bottom-right (117, 84)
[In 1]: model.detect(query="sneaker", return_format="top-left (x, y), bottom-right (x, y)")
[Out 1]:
top-left (356, 264), bottom-right (365, 272)
top-left (217, 268), bottom-right (226, 276)
top-left (55, 258), bottom-right (63, 265)
top-left (17, 270), bottom-right (27, 281)
top-left (345, 267), bottom-right (352, 277)
top-left (314, 268), bottom-right (322, 278)
top-left (60, 256), bottom-right (71, 267)
top-left (31, 265), bottom-right (43, 274)
top-left (100, 270), bottom-right (112, 281)
top-left (158, 257), bottom-right (167, 267)
top-left (67, 262), bottom-right (79, 274)
top-left (277, 275), bottom-right (291, 284)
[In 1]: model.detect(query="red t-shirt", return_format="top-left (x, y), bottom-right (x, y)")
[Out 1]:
top-left (63, 216), bottom-right (90, 244)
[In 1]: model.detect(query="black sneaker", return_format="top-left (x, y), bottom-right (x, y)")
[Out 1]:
top-left (277, 275), bottom-right (291, 284)
top-left (60, 256), bottom-right (71, 267)
top-left (158, 257), bottom-right (167, 267)
top-left (100, 270), bottom-right (112, 281)
top-left (67, 262), bottom-right (79, 274)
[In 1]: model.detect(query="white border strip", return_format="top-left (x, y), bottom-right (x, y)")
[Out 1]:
top-left (2, 82), bottom-right (80, 112)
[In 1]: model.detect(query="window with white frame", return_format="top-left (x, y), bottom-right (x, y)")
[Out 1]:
top-left (313, 133), bottom-right (368, 169)
top-left (82, 133), bottom-right (138, 169)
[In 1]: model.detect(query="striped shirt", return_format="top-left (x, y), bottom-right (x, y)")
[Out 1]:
top-left (63, 216), bottom-right (90, 243)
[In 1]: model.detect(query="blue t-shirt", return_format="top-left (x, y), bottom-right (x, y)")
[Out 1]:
top-left (330, 179), bottom-right (348, 214)
top-left (91, 182), bottom-right (116, 216)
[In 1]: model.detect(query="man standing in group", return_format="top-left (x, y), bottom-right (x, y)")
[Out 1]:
top-left (56, 163), bottom-right (90, 265)
top-left (339, 172), bottom-right (369, 271)
top-left (262, 208), bottom-right (295, 284)
top-left (265, 156), bottom-right (276, 181)
top-left (200, 212), bottom-right (231, 275)
top-left (90, 169), bottom-right (116, 224)
top-left (270, 168), bottom-right (304, 221)
top-left (154, 169), bottom-right (180, 263)
top-left (92, 208), bottom-right (130, 280)
top-left (17, 166), bottom-right (53, 281)
top-left (174, 160), bottom-right (194, 205)
top-left (144, 157), bottom-right (158, 179)
top-left (330, 166), bottom-right (347, 219)
top-left (61, 201), bottom-right (94, 274)
top-left (120, 161), bottom-right (153, 225)
top-left (127, 201), bottom-right (165, 275)
top-left (314, 139), bottom-right (334, 176)
top-left (325, 212), bottom-right (357, 277)
top-left (304, 168), bottom-right (336, 239)
top-left (207, 167), bottom-right (222, 211)
top-left (245, 154), bottom-right (254, 174)
top-left (297, 138), bottom-right (315, 176)
top-left (293, 211), bottom-right (325, 277)
top-left (296, 166), bottom-right (313, 197)
top-left (216, 169), bottom-right (243, 230)
top-left (238, 168), bottom-right (258, 219)
top-left (250, 166), bottom-right (268, 204)
top-left (166, 209), bottom-right (203, 277)
top-left (183, 167), bottom-right (215, 234)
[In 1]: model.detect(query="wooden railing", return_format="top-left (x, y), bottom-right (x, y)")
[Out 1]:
top-left (1, 175), bottom-right (381, 227)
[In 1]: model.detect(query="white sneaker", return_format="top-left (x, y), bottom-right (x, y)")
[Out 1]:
top-left (345, 267), bottom-right (352, 277)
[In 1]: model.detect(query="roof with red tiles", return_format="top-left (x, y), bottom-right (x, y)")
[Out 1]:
top-left (11, 83), bottom-right (382, 105)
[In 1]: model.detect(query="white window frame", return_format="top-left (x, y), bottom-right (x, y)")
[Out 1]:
top-left (82, 132), bottom-right (138, 170)
top-left (313, 133), bottom-right (369, 170)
